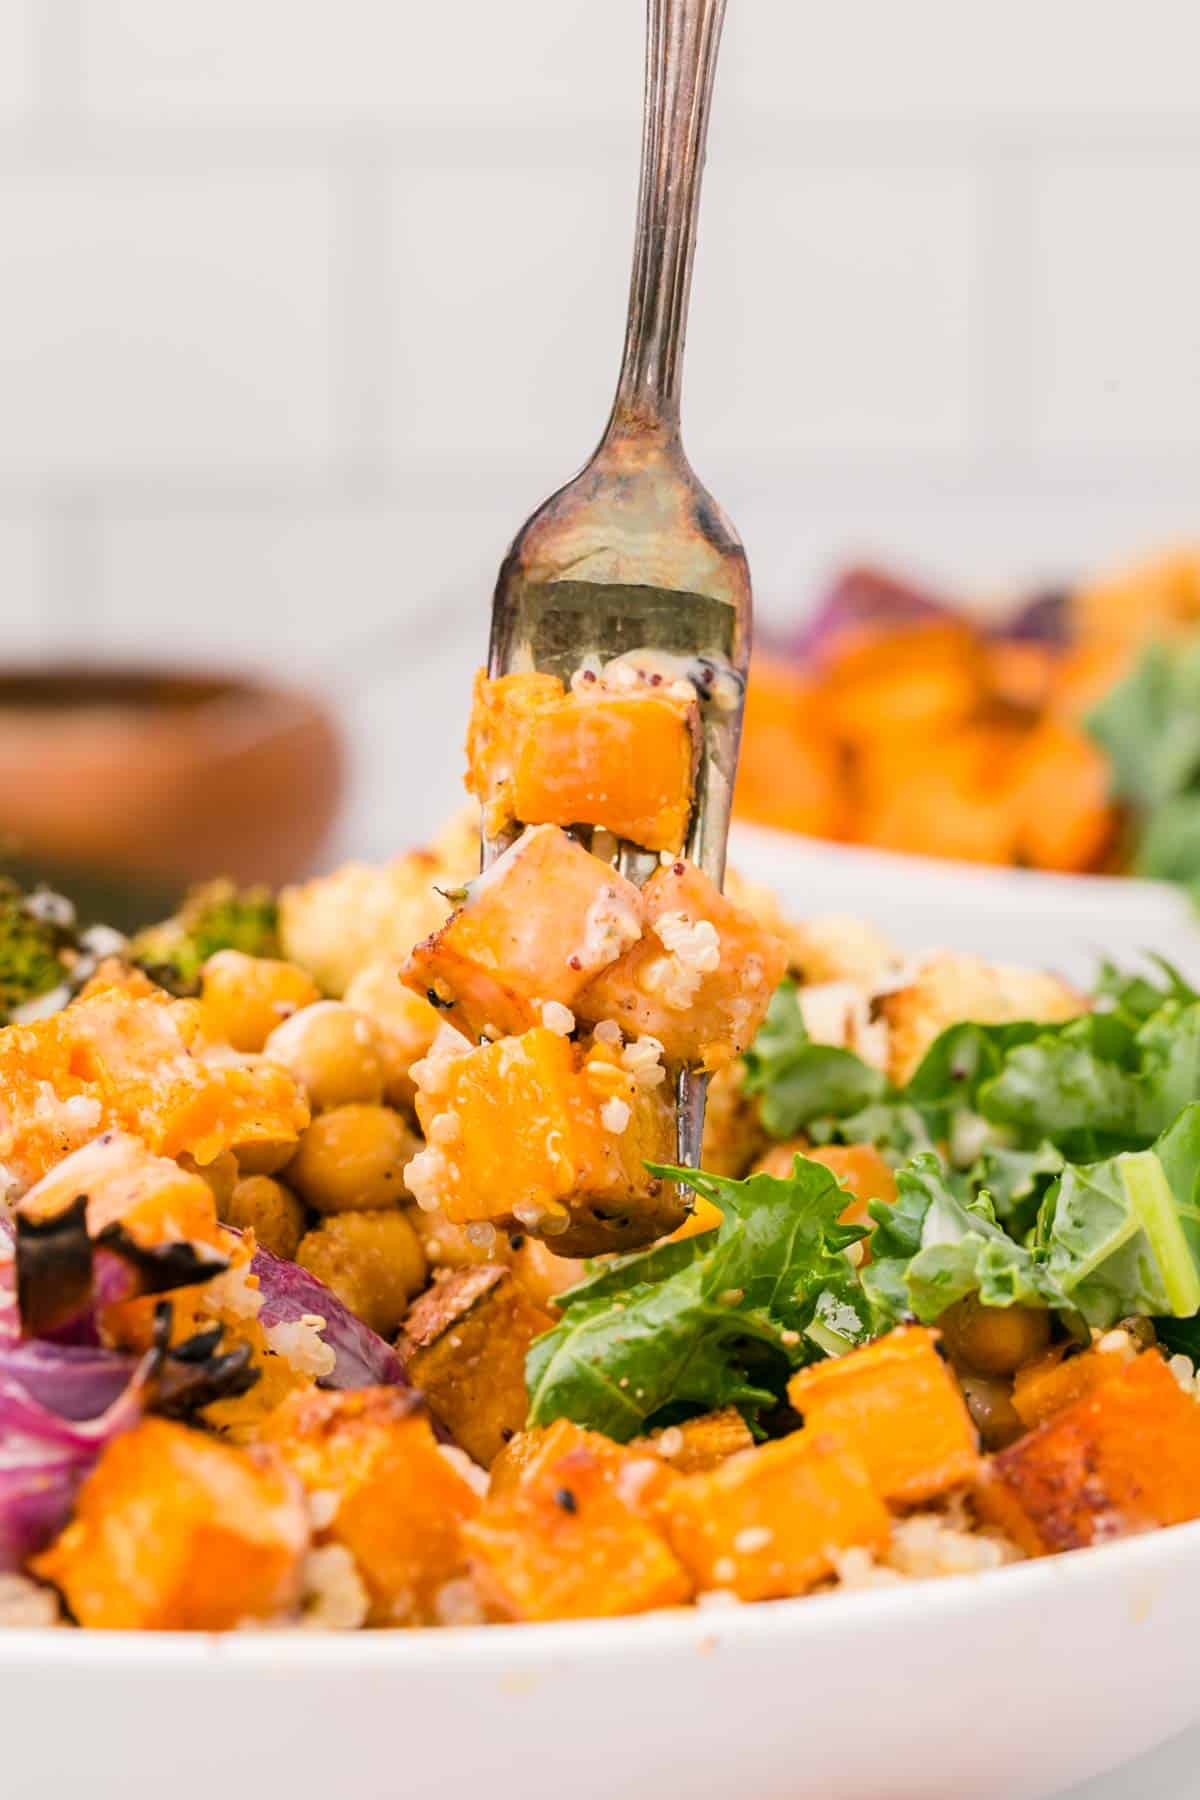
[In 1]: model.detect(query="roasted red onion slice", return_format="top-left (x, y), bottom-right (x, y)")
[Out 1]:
top-left (251, 1244), bottom-right (407, 1389)
top-left (0, 1339), bottom-right (152, 1570)
top-left (791, 565), bottom-right (956, 664)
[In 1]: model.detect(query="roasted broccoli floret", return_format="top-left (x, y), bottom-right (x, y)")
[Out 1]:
top-left (130, 880), bottom-right (280, 994)
top-left (0, 882), bottom-right (81, 1020)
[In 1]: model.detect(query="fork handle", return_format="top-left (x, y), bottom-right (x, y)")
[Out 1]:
top-left (609, 0), bottom-right (730, 441)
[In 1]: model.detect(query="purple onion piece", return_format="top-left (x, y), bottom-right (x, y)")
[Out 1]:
top-left (0, 1341), bottom-right (135, 1421)
top-left (0, 1340), bottom-right (156, 1571)
top-left (0, 1351), bottom-right (150, 1455)
top-left (251, 1245), bottom-right (408, 1390)
top-left (994, 587), bottom-right (1072, 647)
top-left (0, 1457), bottom-right (90, 1572)
top-left (791, 564), bottom-right (958, 665)
top-left (0, 1221), bottom-right (16, 1348)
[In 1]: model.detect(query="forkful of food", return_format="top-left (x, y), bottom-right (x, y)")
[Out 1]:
top-left (401, 0), bottom-right (786, 1257)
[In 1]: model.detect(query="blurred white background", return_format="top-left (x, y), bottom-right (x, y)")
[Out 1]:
top-left (2, 0), bottom-right (1200, 857)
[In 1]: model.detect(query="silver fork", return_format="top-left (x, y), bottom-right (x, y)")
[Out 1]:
top-left (485, 0), bottom-right (751, 1170)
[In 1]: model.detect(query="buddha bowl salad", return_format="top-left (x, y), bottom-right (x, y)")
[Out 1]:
top-left (6, 670), bottom-right (1200, 1630)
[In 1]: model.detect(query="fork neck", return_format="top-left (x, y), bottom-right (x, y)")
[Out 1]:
top-left (606, 0), bottom-right (729, 449)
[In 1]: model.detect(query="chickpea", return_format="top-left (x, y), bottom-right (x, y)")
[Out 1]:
top-left (179, 1149), bottom-right (239, 1214)
top-left (344, 962), bottom-right (443, 1114)
top-left (200, 949), bottom-right (320, 1053)
top-left (296, 1209), bottom-right (427, 1338)
top-left (264, 1001), bottom-right (385, 1113)
top-left (958, 1372), bottom-right (1025, 1451)
top-left (938, 1296), bottom-right (1052, 1377)
top-left (234, 1139), bottom-right (298, 1177)
top-left (220, 1175), bottom-right (306, 1261)
top-left (287, 1103), bottom-right (418, 1213)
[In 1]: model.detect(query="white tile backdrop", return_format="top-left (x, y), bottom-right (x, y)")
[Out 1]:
top-left (2, 0), bottom-right (1200, 859)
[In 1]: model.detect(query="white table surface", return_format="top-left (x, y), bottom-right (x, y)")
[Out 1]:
top-left (1068, 1724), bottom-right (1200, 1796)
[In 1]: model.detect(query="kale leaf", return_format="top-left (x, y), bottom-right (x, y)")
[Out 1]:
top-left (1086, 639), bottom-right (1200, 897)
top-left (1087, 639), bottom-right (1200, 814)
top-left (740, 979), bottom-right (887, 1138)
top-left (524, 1155), bottom-right (872, 1440)
top-left (861, 1154), bottom-right (1065, 1327)
top-left (978, 1003), bottom-right (1200, 1158)
top-left (1039, 1101), bottom-right (1200, 1328)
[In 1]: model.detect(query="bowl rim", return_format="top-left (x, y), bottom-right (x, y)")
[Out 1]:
top-left (3, 1512), bottom-right (1197, 1671)
top-left (730, 820), bottom-right (1192, 919)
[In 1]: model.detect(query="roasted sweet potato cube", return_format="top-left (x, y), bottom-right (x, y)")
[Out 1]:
top-left (261, 1387), bottom-right (479, 1625)
top-left (406, 1026), bottom-right (683, 1254)
top-left (488, 1417), bottom-right (673, 1504)
top-left (1011, 1343), bottom-right (1134, 1431)
top-left (0, 987), bottom-right (309, 1191)
top-left (513, 689), bottom-right (699, 855)
top-left (1006, 719), bottom-right (1117, 876)
top-left (403, 825), bottom-right (644, 1043)
top-left (635, 1407), bottom-right (756, 1474)
top-left (18, 1130), bottom-right (223, 1251)
top-left (733, 657), bottom-right (848, 839)
top-left (659, 1428), bottom-right (890, 1600)
top-left (975, 1351), bottom-right (1200, 1557)
top-left (787, 1326), bottom-right (979, 1507)
top-left (576, 860), bottom-right (787, 1071)
top-left (464, 1435), bottom-right (691, 1621)
top-left (465, 668), bottom-right (699, 853)
top-left (32, 1419), bottom-right (308, 1630)
top-left (815, 621), bottom-right (983, 744)
top-left (16, 1132), bottom-right (231, 1337)
top-left (401, 1265), bottom-right (555, 1466)
top-left (465, 669), bottom-right (565, 839)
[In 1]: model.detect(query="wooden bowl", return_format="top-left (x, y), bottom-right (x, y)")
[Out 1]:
top-left (0, 666), bottom-right (345, 890)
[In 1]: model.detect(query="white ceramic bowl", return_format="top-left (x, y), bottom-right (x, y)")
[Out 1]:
top-left (730, 823), bottom-right (1200, 989)
top-left (2, 1521), bottom-right (1199, 1800)
top-left (5, 828), bottom-right (1200, 1800)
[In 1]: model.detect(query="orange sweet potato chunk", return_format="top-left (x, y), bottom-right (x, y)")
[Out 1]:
top-left (635, 1408), bottom-right (756, 1474)
top-left (465, 669), bottom-right (564, 839)
top-left (659, 1428), bottom-right (889, 1600)
top-left (814, 622), bottom-right (983, 744)
top-left (488, 1417), bottom-right (672, 1505)
top-left (733, 657), bottom-right (847, 839)
top-left (18, 1129), bottom-right (224, 1252)
top-left (400, 1265), bottom-right (555, 1467)
top-left (33, 1418), bottom-right (308, 1630)
top-left (465, 1435), bottom-right (690, 1621)
top-left (466, 668), bottom-right (700, 854)
top-left (851, 727), bottom-right (1023, 867)
top-left (787, 1326), bottom-right (979, 1507)
top-left (407, 1026), bottom-right (681, 1254)
top-left (513, 689), bottom-right (699, 855)
top-left (576, 859), bottom-right (787, 1071)
top-left (976, 1351), bottom-right (1200, 1557)
top-left (403, 825), bottom-right (644, 1043)
top-left (261, 1387), bottom-right (479, 1625)
top-left (0, 988), bottom-right (308, 1189)
top-left (1010, 1343), bottom-right (1133, 1431)
top-left (1005, 719), bottom-right (1118, 875)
